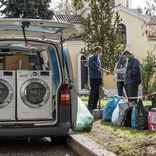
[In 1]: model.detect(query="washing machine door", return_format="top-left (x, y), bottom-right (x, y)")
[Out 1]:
top-left (0, 79), bottom-right (13, 108)
top-left (20, 78), bottom-right (50, 108)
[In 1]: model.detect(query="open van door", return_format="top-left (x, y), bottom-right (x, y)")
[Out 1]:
top-left (0, 19), bottom-right (79, 41)
top-left (62, 45), bottom-right (77, 129)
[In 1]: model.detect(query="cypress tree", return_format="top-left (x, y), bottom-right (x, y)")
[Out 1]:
top-left (81, 0), bottom-right (126, 72)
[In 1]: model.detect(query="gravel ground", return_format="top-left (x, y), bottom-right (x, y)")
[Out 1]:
top-left (0, 137), bottom-right (77, 156)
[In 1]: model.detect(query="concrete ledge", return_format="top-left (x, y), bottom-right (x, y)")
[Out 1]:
top-left (66, 133), bottom-right (116, 156)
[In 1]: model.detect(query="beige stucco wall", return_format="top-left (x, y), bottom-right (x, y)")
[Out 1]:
top-left (66, 42), bottom-right (85, 89)
top-left (66, 9), bottom-right (156, 91)
top-left (104, 10), bottom-right (156, 89)
top-left (117, 10), bottom-right (149, 57)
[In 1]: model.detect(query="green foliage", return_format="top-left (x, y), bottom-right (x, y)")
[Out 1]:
top-left (141, 51), bottom-right (156, 96)
top-left (0, 0), bottom-right (53, 19)
top-left (145, 0), bottom-right (156, 16)
top-left (137, 6), bottom-right (143, 14)
top-left (53, 0), bottom-right (77, 15)
top-left (73, 0), bottom-right (90, 10)
top-left (80, 0), bottom-right (126, 72)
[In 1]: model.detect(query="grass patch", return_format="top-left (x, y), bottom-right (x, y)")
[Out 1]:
top-left (80, 96), bottom-right (155, 156)
top-left (79, 95), bottom-right (108, 108)
top-left (83, 120), bottom-right (156, 156)
top-left (79, 95), bottom-right (152, 108)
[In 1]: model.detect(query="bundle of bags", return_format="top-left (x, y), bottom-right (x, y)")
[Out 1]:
top-left (102, 96), bottom-right (156, 130)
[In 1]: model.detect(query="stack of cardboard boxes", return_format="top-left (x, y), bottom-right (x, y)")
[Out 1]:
top-left (3, 53), bottom-right (29, 70)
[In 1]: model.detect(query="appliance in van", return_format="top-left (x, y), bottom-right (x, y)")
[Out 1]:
top-left (0, 70), bottom-right (15, 120)
top-left (0, 19), bottom-right (78, 138)
top-left (16, 70), bottom-right (52, 120)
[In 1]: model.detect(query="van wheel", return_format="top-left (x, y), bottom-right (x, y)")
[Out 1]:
top-left (50, 135), bottom-right (66, 145)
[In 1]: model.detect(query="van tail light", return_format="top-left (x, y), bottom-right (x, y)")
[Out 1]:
top-left (60, 88), bottom-right (70, 105)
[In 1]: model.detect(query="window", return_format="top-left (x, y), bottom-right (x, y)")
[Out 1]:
top-left (119, 23), bottom-right (127, 43)
top-left (81, 56), bottom-right (88, 89)
top-left (112, 0), bottom-right (115, 7)
top-left (126, 0), bottom-right (129, 7)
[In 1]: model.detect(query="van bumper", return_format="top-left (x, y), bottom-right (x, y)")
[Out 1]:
top-left (0, 122), bottom-right (70, 137)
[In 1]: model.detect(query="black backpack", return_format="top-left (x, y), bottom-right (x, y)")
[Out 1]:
top-left (121, 106), bottom-right (133, 127)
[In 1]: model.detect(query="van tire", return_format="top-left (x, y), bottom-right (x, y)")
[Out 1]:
top-left (50, 135), bottom-right (66, 144)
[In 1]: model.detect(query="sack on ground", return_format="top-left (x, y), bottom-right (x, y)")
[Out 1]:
top-left (121, 105), bottom-right (133, 127)
top-left (103, 96), bottom-right (120, 121)
top-left (111, 104), bottom-right (119, 125)
top-left (148, 108), bottom-right (156, 130)
top-left (118, 100), bottom-right (131, 125)
top-left (131, 105), bottom-right (137, 129)
top-left (131, 99), bottom-right (148, 130)
top-left (111, 99), bottom-right (127, 125)
top-left (75, 97), bottom-right (94, 132)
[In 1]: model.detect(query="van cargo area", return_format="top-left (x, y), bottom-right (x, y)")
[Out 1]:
top-left (0, 40), bottom-right (75, 136)
top-left (0, 42), bottom-right (68, 127)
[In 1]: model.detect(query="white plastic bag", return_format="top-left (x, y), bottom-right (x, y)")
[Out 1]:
top-left (111, 104), bottom-right (119, 125)
top-left (111, 99), bottom-right (128, 125)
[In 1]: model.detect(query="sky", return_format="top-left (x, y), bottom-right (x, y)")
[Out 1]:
top-left (50, 0), bottom-right (147, 9)
top-left (131, 0), bottom-right (146, 9)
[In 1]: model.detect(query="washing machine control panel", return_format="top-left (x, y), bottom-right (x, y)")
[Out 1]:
top-left (17, 71), bottom-right (52, 79)
top-left (3, 72), bottom-right (13, 76)
top-left (40, 71), bottom-right (49, 76)
top-left (0, 71), bottom-right (14, 77)
top-left (31, 71), bottom-right (50, 77)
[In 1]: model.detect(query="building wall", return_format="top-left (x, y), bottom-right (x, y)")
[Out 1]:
top-left (66, 8), bottom-right (156, 93)
top-left (66, 41), bottom-right (85, 90)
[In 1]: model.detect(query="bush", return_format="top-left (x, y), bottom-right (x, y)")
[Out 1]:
top-left (142, 51), bottom-right (156, 98)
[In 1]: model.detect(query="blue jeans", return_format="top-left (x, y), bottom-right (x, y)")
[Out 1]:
top-left (117, 81), bottom-right (128, 97)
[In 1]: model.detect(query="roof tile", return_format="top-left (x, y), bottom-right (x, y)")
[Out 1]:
top-left (53, 14), bottom-right (82, 24)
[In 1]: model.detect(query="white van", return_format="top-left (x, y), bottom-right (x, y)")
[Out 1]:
top-left (0, 19), bottom-right (78, 140)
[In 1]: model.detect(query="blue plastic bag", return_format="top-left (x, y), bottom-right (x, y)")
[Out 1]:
top-left (131, 105), bottom-right (137, 129)
top-left (103, 96), bottom-right (120, 121)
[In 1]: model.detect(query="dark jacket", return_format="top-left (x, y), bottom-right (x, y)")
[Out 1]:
top-left (88, 55), bottom-right (102, 79)
top-left (125, 56), bottom-right (141, 85)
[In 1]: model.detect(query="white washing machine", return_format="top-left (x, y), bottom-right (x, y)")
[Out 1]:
top-left (0, 70), bottom-right (15, 120)
top-left (17, 70), bottom-right (52, 120)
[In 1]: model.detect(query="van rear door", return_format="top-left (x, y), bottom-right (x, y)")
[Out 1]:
top-left (62, 45), bottom-right (77, 128)
top-left (0, 19), bottom-right (79, 40)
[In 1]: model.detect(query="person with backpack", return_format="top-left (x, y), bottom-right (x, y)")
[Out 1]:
top-left (122, 50), bottom-right (141, 104)
top-left (114, 52), bottom-right (128, 97)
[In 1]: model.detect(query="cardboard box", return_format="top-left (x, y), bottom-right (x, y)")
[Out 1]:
top-left (3, 53), bottom-right (29, 70)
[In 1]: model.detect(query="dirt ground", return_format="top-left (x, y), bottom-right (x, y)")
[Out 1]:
top-left (84, 120), bottom-right (156, 156)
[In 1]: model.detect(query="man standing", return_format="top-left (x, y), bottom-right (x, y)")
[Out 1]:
top-left (122, 50), bottom-right (141, 104)
top-left (88, 46), bottom-right (109, 113)
top-left (114, 54), bottom-right (128, 97)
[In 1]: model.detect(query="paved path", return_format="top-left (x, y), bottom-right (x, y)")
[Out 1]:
top-left (0, 137), bottom-right (77, 156)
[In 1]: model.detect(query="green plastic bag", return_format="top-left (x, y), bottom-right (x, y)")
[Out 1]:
top-left (75, 97), bottom-right (94, 131)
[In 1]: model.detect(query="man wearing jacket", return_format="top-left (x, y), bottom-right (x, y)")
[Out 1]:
top-left (88, 46), bottom-right (110, 113)
top-left (122, 50), bottom-right (141, 104)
